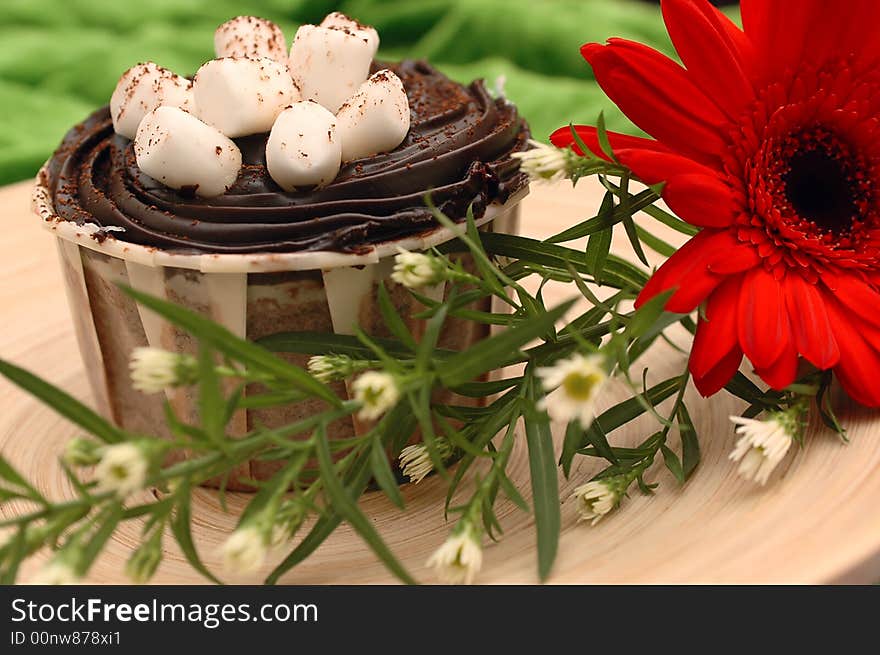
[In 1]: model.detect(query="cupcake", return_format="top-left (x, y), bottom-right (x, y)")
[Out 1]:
top-left (32, 12), bottom-right (529, 489)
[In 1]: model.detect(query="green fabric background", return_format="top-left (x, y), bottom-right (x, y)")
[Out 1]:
top-left (0, 0), bottom-right (678, 185)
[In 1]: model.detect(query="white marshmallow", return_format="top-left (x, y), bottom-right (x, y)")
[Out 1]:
top-left (110, 62), bottom-right (194, 139)
top-left (289, 24), bottom-right (374, 113)
top-left (266, 101), bottom-right (342, 190)
top-left (193, 57), bottom-right (299, 138)
top-left (134, 106), bottom-right (242, 198)
top-left (320, 12), bottom-right (380, 56)
top-left (336, 70), bottom-right (410, 162)
top-left (214, 16), bottom-right (288, 63)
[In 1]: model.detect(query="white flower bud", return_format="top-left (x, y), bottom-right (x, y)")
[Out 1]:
top-left (94, 443), bottom-right (149, 499)
top-left (426, 523), bottom-right (482, 585)
top-left (536, 353), bottom-right (607, 429)
top-left (28, 560), bottom-right (80, 586)
top-left (391, 249), bottom-right (446, 289)
top-left (351, 371), bottom-right (400, 421)
top-left (572, 479), bottom-right (619, 526)
top-left (729, 412), bottom-right (796, 485)
top-left (220, 526), bottom-right (267, 575)
top-left (129, 347), bottom-right (197, 394)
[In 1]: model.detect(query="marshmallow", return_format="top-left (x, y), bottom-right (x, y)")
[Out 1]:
top-left (336, 70), bottom-right (410, 162)
top-left (134, 106), bottom-right (242, 198)
top-left (110, 62), bottom-right (194, 139)
top-left (289, 24), bottom-right (374, 113)
top-left (266, 101), bottom-right (342, 190)
top-left (214, 16), bottom-right (288, 63)
top-left (320, 12), bottom-right (380, 56)
top-left (193, 57), bottom-right (299, 138)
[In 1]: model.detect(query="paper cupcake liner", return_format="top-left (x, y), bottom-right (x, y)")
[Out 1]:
top-left (34, 168), bottom-right (525, 489)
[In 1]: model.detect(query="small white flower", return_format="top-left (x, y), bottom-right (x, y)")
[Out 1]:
top-left (426, 524), bottom-right (482, 585)
top-left (391, 249), bottom-right (446, 289)
top-left (351, 371), bottom-right (400, 421)
top-left (729, 413), bottom-right (795, 485)
top-left (399, 440), bottom-right (452, 484)
top-left (512, 139), bottom-right (576, 183)
top-left (29, 560), bottom-right (79, 585)
top-left (307, 354), bottom-right (360, 383)
top-left (536, 353), bottom-right (607, 429)
top-left (572, 480), bottom-right (618, 526)
top-left (94, 443), bottom-right (149, 499)
top-left (129, 347), bottom-right (195, 394)
top-left (220, 526), bottom-right (267, 576)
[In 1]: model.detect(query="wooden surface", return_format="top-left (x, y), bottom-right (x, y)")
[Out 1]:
top-left (2, 178), bottom-right (880, 584)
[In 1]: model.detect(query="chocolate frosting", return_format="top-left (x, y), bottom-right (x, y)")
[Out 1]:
top-left (45, 60), bottom-right (529, 254)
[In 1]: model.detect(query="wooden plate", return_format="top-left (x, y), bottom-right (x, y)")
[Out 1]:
top-left (2, 179), bottom-right (879, 584)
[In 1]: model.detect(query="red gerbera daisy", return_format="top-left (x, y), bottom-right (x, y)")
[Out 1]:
top-left (552, 0), bottom-right (880, 407)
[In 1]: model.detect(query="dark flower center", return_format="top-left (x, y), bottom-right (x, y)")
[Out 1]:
top-left (784, 146), bottom-right (857, 234)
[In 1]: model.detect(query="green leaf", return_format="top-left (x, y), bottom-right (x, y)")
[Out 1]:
top-left (497, 470), bottom-right (529, 512)
top-left (660, 444), bottom-right (685, 484)
top-left (636, 225), bottom-right (677, 257)
top-left (78, 504), bottom-right (123, 575)
top-left (560, 421), bottom-right (583, 478)
top-left (677, 403), bottom-right (700, 480)
top-left (171, 481), bottom-right (222, 584)
top-left (197, 345), bottom-right (226, 451)
top-left (258, 331), bottom-right (422, 359)
top-left (586, 227), bottom-right (613, 286)
top-left (437, 300), bottom-right (575, 387)
top-left (0, 359), bottom-right (123, 444)
top-left (416, 297), bottom-right (450, 371)
top-left (643, 203), bottom-right (699, 236)
top-left (523, 383), bottom-right (560, 582)
top-left (476, 233), bottom-right (649, 290)
top-left (624, 290), bottom-right (675, 341)
top-left (314, 426), bottom-right (415, 584)
top-left (583, 420), bottom-right (619, 466)
top-left (121, 286), bottom-right (339, 406)
top-left (595, 112), bottom-right (618, 162)
top-left (546, 189), bottom-right (658, 244)
top-left (0, 453), bottom-right (46, 504)
top-left (569, 376), bottom-right (684, 459)
top-left (377, 283), bottom-right (418, 351)
top-left (370, 438), bottom-right (404, 509)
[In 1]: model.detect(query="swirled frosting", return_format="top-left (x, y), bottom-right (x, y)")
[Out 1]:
top-left (45, 60), bottom-right (529, 254)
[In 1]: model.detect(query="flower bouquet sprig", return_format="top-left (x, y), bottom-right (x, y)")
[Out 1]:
top-left (0, 162), bottom-right (831, 584)
top-left (0, 0), bottom-right (871, 584)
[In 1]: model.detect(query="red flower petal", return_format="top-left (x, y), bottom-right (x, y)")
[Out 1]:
top-left (754, 337), bottom-right (798, 391)
top-left (661, 0), bottom-right (756, 119)
top-left (822, 271), bottom-right (880, 329)
top-left (581, 39), bottom-right (728, 166)
top-left (693, 347), bottom-right (743, 397)
top-left (636, 229), bottom-right (750, 312)
top-left (613, 149), bottom-right (736, 228)
top-left (737, 267), bottom-right (792, 369)
top-left (548, 125), bottom-right (668, 160)
top-left (784, 275), bottom-right (840, 370)
top-left (690, 276), bottom-right (741, 379)
top-left (825, 299), bottom-right (880, 407)
top-left (741, 0), bottom-right (880, 80)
